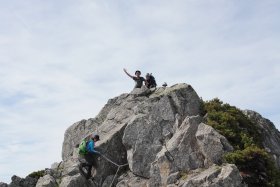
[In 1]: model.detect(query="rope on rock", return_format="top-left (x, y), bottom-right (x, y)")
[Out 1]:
top-left (59, 154), bottom-right (128, 187)
top-left (100, 153), bottom-right (129, 167)
top-left (99, 153), bottom-right (129, 187)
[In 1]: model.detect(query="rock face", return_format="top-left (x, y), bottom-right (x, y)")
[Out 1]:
top-left (244, 110), bottom-right (280, 169)
top-left (147, 117), bottom-right (233, 186)
top-left (0, 182), bottom-right (8, 187)
top-left (55, 84), bottom-right (241, 186)
top-left (35, 174), bottom-right (56, 187)
top-left (8, 175), bottom-right (37, 187)
top-left (179, 164), bottom-right (244, 187)
top-left (4, 83), bottom-right (261, 186)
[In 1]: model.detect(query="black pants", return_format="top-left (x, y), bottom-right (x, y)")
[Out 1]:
top-left (79, 153), bottom-right (96, 179)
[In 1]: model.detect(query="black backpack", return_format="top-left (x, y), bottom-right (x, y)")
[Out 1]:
top-left (147, 73), bottom-right (157, 88)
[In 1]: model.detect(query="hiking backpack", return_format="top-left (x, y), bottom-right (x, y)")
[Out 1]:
top-left (78, 139), bottom-right (88, 155)
top-left (150, 74), bottom-right (157, 87)
top-left (148, 74), bottom-right (157, 87)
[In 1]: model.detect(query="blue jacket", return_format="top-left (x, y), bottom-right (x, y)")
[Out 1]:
top-left (86, 140), bottom-right (98, 154)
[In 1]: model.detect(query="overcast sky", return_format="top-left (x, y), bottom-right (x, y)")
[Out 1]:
top-left (1, 0), bottom-right (280, 183)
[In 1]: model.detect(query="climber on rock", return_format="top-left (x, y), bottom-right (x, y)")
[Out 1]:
top-left (78, 134), bottom-right (100, 180)
top-left (123, 68), bottom-right (146, 88)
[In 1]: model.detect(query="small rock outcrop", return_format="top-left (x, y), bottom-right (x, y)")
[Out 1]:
top-left (148, 118), bottom-right (234, 186)
top-left (35, 174), bottom-right (56, 187)
top-left (8, 175), bottom-right (37, 187)
top-left (244, 110), bottom-right (280, 169)
top-left (178, 164), bottom-right (244, 187)
top-left (0, 182), bottom-right (8, 187)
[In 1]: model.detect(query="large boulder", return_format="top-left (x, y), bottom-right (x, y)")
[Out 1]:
top-left (61, 92), bottom-right (144, 184)
top-left (60, 83), bottom-right (204, 185)
top-left (59, 174), bottom-right (94, 187)
top-left (116, 171), bottom-right (148, 187)
top-left (9, 175), bottom-right (37, 187)
top-left (179, 164), bottom-right (245, 187)
top-left (35, 175), bottom-right (56, 187)
top-left (148, 116), bottom-right (233, 186)
top-left (62, 92), bottom-right (131, 161)
top-left (0, 182), bottom-right (8, 187)
top-left (122, 84), bottom-right (202, 178)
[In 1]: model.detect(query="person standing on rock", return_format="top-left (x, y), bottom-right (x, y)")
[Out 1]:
top-left (78, 134), bottom-right (100, 180)
top-left (123, 68), bottom-right (146, 88)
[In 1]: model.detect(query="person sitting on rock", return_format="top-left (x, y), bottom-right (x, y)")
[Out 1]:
top-left (78, 134), bottom-right (100, 180)
top-left (123, 68), bottom-right (146, 88)
top-left (145, 73), bottom-right (157, 88)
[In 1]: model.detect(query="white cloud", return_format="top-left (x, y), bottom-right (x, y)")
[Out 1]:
top-left (0, 0), bottom-right (280, 183)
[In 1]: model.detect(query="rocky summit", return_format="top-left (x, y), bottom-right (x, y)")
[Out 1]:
top-left (2, 83), bottom-right (280, 187)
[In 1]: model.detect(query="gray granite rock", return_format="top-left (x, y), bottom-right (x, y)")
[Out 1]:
top-left (116, 172), bottom-right (148, 187)
top-left (180, 164), bottom-right (245, 187)
top-left (8, 175), bottom-right (37, 187)
top-left (35, 175), bottom-right (56, 187)
top-left (59, 174), bottom-right (95, 187)
top-left (244, 110), bottom-right (280, 169)
top-left (0, 182), bottom-right (8, 187)
top-left (36, 84), bottom-right (246, 186)
top-left (148, 116), bottom-right (233, 186)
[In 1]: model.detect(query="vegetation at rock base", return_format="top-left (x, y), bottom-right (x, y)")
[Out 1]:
top-left (203, 98), bottom-right (280, 187)
top-left (28, 170), bottom-right (45, 179)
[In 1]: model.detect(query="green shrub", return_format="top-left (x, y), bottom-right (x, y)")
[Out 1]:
top-left (204, 98), bottom-right (261, 149)
top-left (225, 146), bottom-right (280, 187)
top-left (28, 170), bottom-right (45, 179)
top-left (203, 98), bottom-right (280, 187)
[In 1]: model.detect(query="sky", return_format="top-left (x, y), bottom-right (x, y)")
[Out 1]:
top-left (0, 0), bottom-right (280, 183)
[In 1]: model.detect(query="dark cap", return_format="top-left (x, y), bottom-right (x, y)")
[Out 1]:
top-left (135, 70), bottom-right (141, 75)
top-left (93, 134), bottom-right (100, 141)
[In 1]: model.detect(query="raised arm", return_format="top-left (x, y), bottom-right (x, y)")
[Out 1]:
top-left (123, 68), bottom-right (134, 79)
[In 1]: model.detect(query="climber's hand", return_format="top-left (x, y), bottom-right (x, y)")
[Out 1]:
top-left (94, 151), bottom-right (101, 155)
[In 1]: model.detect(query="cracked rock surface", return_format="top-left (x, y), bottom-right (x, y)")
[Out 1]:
top-left (4, 84), bottom-right (248, 187)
